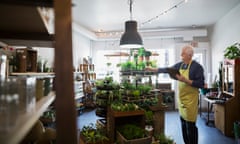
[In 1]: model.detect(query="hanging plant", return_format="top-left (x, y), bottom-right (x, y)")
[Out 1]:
top-left (224, 43), bottom-right (240, 59)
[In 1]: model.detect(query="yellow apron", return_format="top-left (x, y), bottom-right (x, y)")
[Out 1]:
top-left (178, 61), bottom-right (199, 122)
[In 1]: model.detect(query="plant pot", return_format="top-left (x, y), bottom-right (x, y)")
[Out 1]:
top-left (145, 56), bottom-right (150, 62)
top-left (145, 125), bottom-right (154, 137)
top-left (138, 56), bottom-right (144, 62)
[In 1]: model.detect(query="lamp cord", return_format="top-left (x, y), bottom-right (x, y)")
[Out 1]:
top-left (128, 0), bottom-right (133, 20)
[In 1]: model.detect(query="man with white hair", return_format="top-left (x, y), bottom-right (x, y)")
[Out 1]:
top-left (146, 45), bottom-right (205, 144)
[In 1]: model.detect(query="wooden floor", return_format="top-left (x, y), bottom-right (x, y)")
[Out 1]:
top-left (77, 109), bottom-right (236, 144)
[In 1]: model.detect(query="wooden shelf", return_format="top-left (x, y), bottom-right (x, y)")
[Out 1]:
top-left (10, 72), bottom-right (55, 77)
top-left (109, 108), bottom-right (145, 117)
top-left (0, 91), bottom-right (56, 144)
top-left (222, 91), bottom-right (234, 96)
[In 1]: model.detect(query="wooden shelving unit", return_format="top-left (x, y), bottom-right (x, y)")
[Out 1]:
top-left (79, 64), bottom-right (96, 109)
top-left (0, 92), bottom-right (55, 144)
top-left (1, 1), bottom-right (78, 144)
top-left (214, 58), bottom-right (240, 137)
top-left (79, 64), bottom-right (96, 81)
top-left (74, 80), bottom-right (85, 114)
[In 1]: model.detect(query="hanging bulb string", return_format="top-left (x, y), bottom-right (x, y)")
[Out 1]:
top-left (140, 0), bottom-right (186, 27)
top-left (96, 0), bottom-right (187, 37)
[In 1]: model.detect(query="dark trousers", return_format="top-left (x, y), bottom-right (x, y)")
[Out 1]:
top-left (180, 117), bottom-right (198, 144)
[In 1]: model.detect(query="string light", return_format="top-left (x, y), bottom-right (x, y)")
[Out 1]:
top-left (96, 0), bottom-right (188, 37)
top-left (140, 0), bottom-right (186, 28)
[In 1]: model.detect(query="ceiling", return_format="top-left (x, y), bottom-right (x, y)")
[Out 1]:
top-left (72, 0), bottom-right (240, 34)
top-left (0, 0), bottom-right (240, 47)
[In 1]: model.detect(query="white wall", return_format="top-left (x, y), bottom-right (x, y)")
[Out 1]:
top-left (34, 47), bottom-right (54, 69)
top-left (72, 30), bottom-right (92, 69)
top-left (210, 3), bottom-right (240, 79)
top-left (34, 31), bottom-right (92, 70)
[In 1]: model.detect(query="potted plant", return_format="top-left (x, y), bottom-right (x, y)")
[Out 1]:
top-left (137, 61), bottom-right (146, 71)
top-left (116, 124), bottom-right (152, 144)
top-left (80, 123), bottom-right (109, 144)
top-left (132, 90), bottom-right (141, 100)
top-left (223, 43), bottom-right (240, 68)
top-left (145, 110), bottom-right (153, 125)
top-left (144, 50), bottom-right (152, 62)
top-left (120, 61), bottom-right (135, 71)
top-left (224, 43), bottom-right (240, 60)
top-left (138, 47), bottom-right (145, 62)
top-left (137, 85), bottom-right (152, 95)
top-left (110, 102), bottom-right (139, 112)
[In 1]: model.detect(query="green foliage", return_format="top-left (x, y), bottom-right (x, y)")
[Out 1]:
top-left (121, 82), bottom-right (136, 90)
top-left (81, 123), bottom-right (109, 144)
top-left (137, 85), bottom-right (152, 95)
top-left (155, 133), bottom-right (174, 144)
top-left (120, 60), bottom-right (136, 71)
top-left (95, 77), bottom-right (120, 90)
top-left (149, 60), bottom-right (157, 68)
top-left (121, 83), bottom-right (153, 100)
top-left (118, 124), bottom-right (146, 140)
top-left (120, 60), bottom-right (147, 71)
top-left (145, 51), bottom-right (152, 57)
top-left (111, 102), bottom-right (139, 111)
top-left (132, 90), bottom-right (141, 99)
top-left (138, 97), bottom-right (158, 109)
top-left (138, 47), bottom-right (146, 56)
top-left (121, 83), bottom-right (152, 94)
top-left (137, 61), bottom-right (146, 70)
top-left (224, 43), bottom-right (240, 59)
top-left (106, 62), bottom-right (111, 67)
top-left (145, 110), bottom-right (154, 125)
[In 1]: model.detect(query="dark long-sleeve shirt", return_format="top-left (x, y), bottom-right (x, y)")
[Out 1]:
top-left (157, 60), bottom-right (205, 89)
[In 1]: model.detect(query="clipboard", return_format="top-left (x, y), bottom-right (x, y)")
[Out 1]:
top-left (166, 68), bottom-right (180, 80)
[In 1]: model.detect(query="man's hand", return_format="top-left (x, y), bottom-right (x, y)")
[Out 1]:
top-left (145, 67), bottom-right (157, 72)
top-left (176, 74), bottom-right (185, 82)
top-left (176, 74), bottom-right (193, 85)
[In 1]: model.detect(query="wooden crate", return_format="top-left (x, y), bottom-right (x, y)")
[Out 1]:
top-left (116, 131), bottom-right (152, 144)
top-left (107, 108), bottom-right (145, 142)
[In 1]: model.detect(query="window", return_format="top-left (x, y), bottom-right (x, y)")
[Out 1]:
top-left (95, 50), bottom-right (129, 81)
top-left (94, 48), bottom-right (175, 87)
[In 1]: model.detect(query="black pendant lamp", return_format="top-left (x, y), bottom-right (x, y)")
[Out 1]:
top-left (120, 0), bottom-right (143, 48)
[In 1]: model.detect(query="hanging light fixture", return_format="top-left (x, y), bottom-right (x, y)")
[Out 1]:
top-left (120, 0), bottom-right (143, 48)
